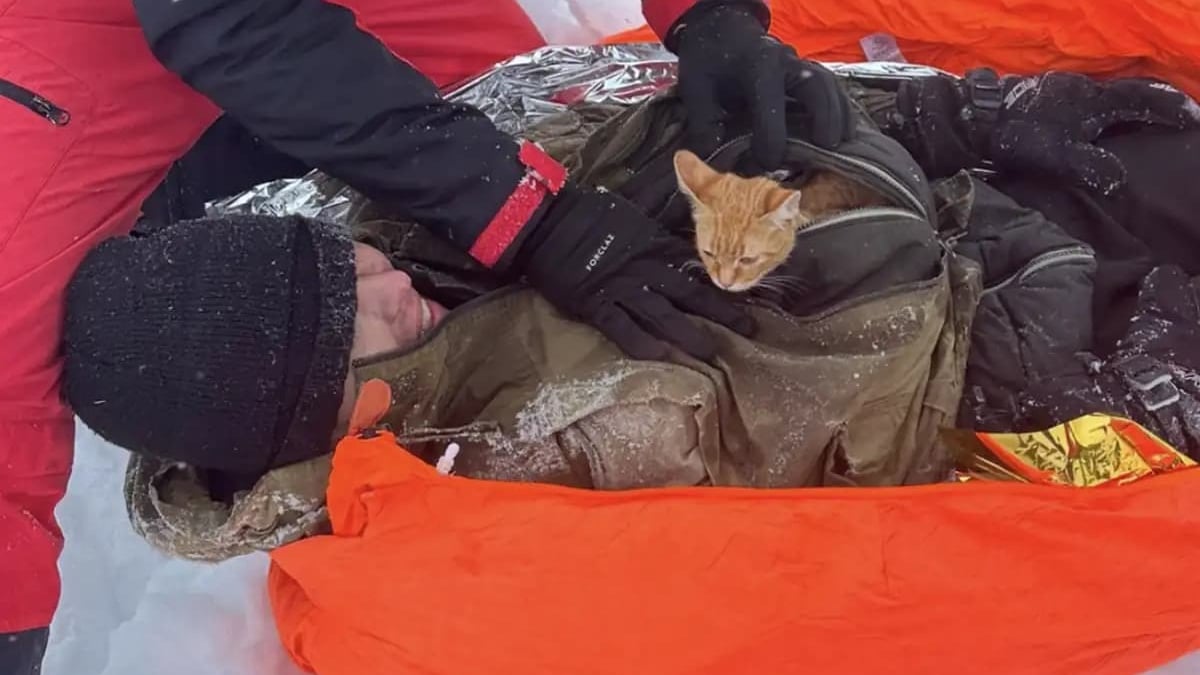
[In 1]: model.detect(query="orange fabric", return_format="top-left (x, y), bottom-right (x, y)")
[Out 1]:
top-left (346, 379), bottom-right (392, 436)
top-left (269, 430), bottom-right (1200, 675)
top-left (604, 0), bottom-right (1200, 100)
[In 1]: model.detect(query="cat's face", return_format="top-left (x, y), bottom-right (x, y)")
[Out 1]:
top-left (673, 150), bottom-right (807, 292)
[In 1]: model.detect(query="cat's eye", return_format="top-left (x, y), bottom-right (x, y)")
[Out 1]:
top-left (700, 249), bottom-right (714, 258)
top-left (738, 256), bottom-right (761, 265)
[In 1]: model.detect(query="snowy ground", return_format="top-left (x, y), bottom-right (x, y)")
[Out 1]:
top-left (516, 0), bottom-right (641, 45)
top-left (46, 427), bottom-right (302, 675)
top-left (42, 2), bottom-right (1200, 673)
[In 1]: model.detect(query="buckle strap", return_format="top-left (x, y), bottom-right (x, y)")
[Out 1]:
top-left (1111, 354), bottom-right (1182, 413)
top-left (468, 141), bottom-right (568, 268)
top-left (963, 68), bottom-right (1003, 120)
top-left (960, 68), bottom-right (1004, 153)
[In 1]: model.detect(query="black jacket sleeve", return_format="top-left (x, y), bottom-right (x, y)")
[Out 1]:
top-left (132, 0), bottom-right (525, 248)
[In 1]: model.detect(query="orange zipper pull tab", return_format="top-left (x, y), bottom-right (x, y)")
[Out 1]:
top-left (348, 378), bottom-right (392, 437)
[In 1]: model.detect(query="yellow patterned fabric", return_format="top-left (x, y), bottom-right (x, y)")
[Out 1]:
top-left (946, 413), bottom-right (1195, 487)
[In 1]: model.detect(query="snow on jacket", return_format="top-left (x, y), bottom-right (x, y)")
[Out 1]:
top-left (350, 92), bottom-right (976, 491)
top-left (0, 0), bottom-right (721, 634)
top-left (952, 139), bottom-right (1200, 462)
top-left (834, 71), bottom-right (1200, 464)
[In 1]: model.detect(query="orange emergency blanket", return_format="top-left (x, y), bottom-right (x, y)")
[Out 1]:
top-left (269, 430), bottom-right (1200, 675)
top-left (606, 0), bottom-right (1200, 100)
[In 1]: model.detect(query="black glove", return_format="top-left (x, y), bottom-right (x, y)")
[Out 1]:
top-left (516, 185), bottom-right (755, 361)
top-left (990, 70), bottom-right (1200, 193)
top-left (886, 69), bottom-right (1200, 193)
top-left (673, 2), bottom-right (855, 168)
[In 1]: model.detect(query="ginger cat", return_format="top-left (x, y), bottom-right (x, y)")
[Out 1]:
top-left (673, 149), bottom-right (889, 293)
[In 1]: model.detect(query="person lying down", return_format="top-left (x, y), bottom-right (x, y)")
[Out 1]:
top-left (61, 93), bottom-right (978, 561)
top-left (61, 207), bottom-right (967, 560)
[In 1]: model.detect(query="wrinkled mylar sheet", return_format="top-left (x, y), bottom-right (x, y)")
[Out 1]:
top-left (208, 44), bottom-right (950, 223)
top-left (945, 413), bottom-right (1196, 487)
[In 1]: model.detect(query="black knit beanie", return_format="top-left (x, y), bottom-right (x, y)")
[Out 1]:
top-left (64, 214), bottom-right (356, 475)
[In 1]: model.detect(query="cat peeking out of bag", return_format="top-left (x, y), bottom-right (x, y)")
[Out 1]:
top-left (673, 149), bottom-right (889, 293)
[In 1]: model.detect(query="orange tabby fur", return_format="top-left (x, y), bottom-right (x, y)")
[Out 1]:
top-left (673, 149), bottom-right (889, 292)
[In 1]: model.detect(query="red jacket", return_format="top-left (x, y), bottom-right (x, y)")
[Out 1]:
top-left (0, 0), bottom-right (714, 634)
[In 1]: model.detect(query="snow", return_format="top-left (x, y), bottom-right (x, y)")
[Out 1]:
top-left (46, 426), bottom-right (304, 675)
top-left (517, 0), bottom-right (642, 45)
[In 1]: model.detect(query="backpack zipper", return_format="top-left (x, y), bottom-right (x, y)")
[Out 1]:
top-left (795, 142), bottom-right (927, 217)
top-left (668, 134), bottom-right (927, 219)
top-left (803, 206), bottom-right (927, 234)
top-left (981, 246), bottom-right (1095, 295)
top-left (0, 78), bottom-right (71, 126)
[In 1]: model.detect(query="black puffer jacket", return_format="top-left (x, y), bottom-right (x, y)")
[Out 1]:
top-left (847, 70), bottom-right (1200, 460)
top-left (951, 177), bottom-right (1097, 430)
top-left (1020, 266), bottom-right (1200, 461)
top-left (952, 174), bottom-right (1200, 460)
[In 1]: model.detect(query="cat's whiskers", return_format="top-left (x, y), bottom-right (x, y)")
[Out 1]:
top-left (756, 275), bottom-right (811, 296)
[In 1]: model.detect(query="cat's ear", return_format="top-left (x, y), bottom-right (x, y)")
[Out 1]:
top-left (764, 188), bottom-right (805, 229)
top-left (674, 149), bottom-right (719, 204)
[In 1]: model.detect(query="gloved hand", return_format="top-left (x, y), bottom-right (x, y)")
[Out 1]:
top-left (885, 69), bottom-right (1200, 193)
top-left (672, 2), bottom-right (855, 168)
top-left (516, 185), bottom-right (755, 361)
top-left (990, 71), bottom-right (1200, 193)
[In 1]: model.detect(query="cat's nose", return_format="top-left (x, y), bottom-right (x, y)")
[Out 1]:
top-left (714, 270), bottom-right (736, 290)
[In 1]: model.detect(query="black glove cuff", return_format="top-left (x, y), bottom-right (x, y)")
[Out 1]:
top-left (509, 182), bottom-right (583, 272)
top-left (492, 197), bottom-right (554, 275)
top-left (667, 0), bottom-right (771, 51)
top-left (516, 185), bottom-right (657, 295)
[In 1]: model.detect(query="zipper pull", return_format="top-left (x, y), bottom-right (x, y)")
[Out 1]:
top-left (435, 442), bottom-right (461, 475)
top-left (30, 95), bottom-right (70, 126)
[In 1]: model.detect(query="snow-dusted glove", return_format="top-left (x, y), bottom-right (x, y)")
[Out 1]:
top-left (517, 185), bottom-right (755, 361)
top-left (990, 70), bottom-right (1200, 193)
top-left (672, 2), bottom-right (855, 168)
top-left (884, 69), bottom-right (1200, 193)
